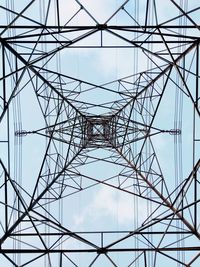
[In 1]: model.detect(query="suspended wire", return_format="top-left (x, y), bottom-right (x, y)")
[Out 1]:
top-left (132, 1), bottom-right (139, 266)
top-left (5, 0), bottom-right (23, 265)
top-left (54, 0), bottom-right (65, 265)
top-left (39, 1), bottom-right (51, 266)
top-left (145, 1), bottom-right (154, 266)
top-left (174, 0), bottom-right (185, 265)
top-left (180, 0), bottom-right (186, 264)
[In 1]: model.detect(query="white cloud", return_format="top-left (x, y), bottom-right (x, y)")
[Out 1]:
top-left (47, 0), bottom-right (124, 25)
top-left (95, 48), bottom-right (150, 80)
top-left (73, 186), bottom-right (150, 228)
top-left (78, 0), bottom-right (125, 24)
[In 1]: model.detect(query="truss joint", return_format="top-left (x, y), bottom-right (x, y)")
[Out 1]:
top-left (97, 24), bottom-right (107, 30)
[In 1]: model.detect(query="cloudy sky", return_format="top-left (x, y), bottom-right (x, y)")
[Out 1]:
top-left (0, 0), bottom-right (200, 266)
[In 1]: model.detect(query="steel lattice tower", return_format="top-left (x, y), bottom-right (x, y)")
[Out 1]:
top-left (0, 1), bottom-right (200, 266)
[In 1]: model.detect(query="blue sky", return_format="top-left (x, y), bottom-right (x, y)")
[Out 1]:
top-left (0, 0), bottom-right (200, 266)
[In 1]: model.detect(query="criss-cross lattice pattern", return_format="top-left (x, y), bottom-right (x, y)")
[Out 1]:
top-left (0, 1), bottom-right (200, 266)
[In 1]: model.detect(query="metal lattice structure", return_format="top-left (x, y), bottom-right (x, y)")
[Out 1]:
top-left (0, 0), bottom-right (200, 266)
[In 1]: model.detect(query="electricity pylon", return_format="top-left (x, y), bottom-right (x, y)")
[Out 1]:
top-left (0, 1), bottom-right (200, 266)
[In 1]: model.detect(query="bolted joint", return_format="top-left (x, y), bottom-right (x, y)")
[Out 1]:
top-left (97, 248), bottom-right (107, 254)
top-left (97, 24), bottom-right (107, 30)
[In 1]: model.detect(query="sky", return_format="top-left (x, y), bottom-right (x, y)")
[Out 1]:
top-left (0, 0), bottom-right (200, 266)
